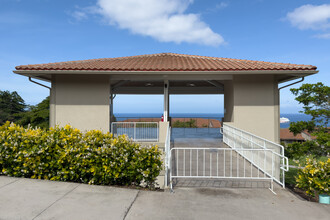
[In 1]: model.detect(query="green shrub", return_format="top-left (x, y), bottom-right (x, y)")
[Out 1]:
top-left (0, 122), bottom-right (162, 188)
top-left (172, 119), bottom-right (197, 128)
top-left (284, 140), bottom-right (326, 159)
top-left (285, 141), bottom-right (316, 159)
top-left (296, 157), bottom-right (330, 196)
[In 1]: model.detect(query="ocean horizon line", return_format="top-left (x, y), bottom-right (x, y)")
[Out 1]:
top-left (113, 113), bottom-right (308, 115)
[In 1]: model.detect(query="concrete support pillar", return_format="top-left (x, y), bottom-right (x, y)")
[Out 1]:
top-left (230, 75), bottom-right (279, 143)
top-left (110, 84), bottom-right (114, 131)
top-left (49, 77), bottom-right (56, 128)
top-left (275, 85), bottom-right (280, 143)
top-left (109, 95), bottom-right (113, 131)
top-left (51, 75), bottom-right (110, 133)
top-left (163, 80), bottom-right (169, 122)
top-left (223, 80), bottom-right (234, 123)
top-left (158, 121), bottom-right (169, 143)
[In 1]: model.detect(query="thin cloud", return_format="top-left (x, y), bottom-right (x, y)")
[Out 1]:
top-left (216, 2), bottom-right (228, 10)
top-left (94, 0), bottom-right (225, 46)
top-left (205, 2), bottom-right (228, 14)
top-left (71, 11), bottom-right (88, 21)
top-left (286, 4), bottom-right (330, 30)
top-left (313, 33), bottom-right (330, 39)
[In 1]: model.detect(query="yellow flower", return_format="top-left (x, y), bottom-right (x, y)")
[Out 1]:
top-left (64, 125), bottom-right (72, 130)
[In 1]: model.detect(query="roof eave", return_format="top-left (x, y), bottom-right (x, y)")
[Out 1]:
top-left (277, 70), bottom-right (318, 83)
top-left (13, 69), bottom-right (318, 76)
top-left (13, 69), bottom-right (318, 84)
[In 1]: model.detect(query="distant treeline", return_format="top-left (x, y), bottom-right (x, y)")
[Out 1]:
top-left (0, 90), bottom-right (49, 128)
top-left (172, 119), bottom-right (197, 128)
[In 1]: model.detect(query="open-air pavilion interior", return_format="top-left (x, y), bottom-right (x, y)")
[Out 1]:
top-left (14, 53), bottom-right (318, 189)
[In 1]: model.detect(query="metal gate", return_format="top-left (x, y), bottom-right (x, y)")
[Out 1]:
top-left (111, 122), bottom-right (159, 142)
top-left (165, 124), bottom-right (289, 194)
top-left (169, 148), bottom-right (279, 193)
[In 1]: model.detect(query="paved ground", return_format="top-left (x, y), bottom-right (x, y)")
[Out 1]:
top-left (0, 176), bottom-right (329, 220)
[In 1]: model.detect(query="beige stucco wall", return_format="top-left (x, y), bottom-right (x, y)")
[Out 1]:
top-left (224, 80), bottom-right (234, 122)
top-left (158, 121), bottom-right (169, 143)
top-left (49, 82), bottom-right (56, 128)
top-left (224, 75), bottom-right (280, 143)
top-left (50, 75), bottom-right (110, 133)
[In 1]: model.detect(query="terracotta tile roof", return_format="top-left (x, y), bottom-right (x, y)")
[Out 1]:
top-left (301, 130), bottom-right (318, 140)
top-left (15, 53), bottom-right (317, 72)
top-left (280, 128), bottom-right (305, 141)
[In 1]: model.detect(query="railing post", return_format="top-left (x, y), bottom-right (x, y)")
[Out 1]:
top-left (272, 152), bottom-right (274, 179)
top-left (282, 157), bottom-right (285, 188)
top-left (234, 128), bottom-right (236, 148)
top-left (264, 140), bottom-right (266, 174)
top-left (157, 122), bottom-right (159, 142)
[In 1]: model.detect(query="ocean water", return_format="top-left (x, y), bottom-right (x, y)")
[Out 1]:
top-left (280, 114), bottom-right (312, 128)
top-left (114, 113), bottom-right (312, 128)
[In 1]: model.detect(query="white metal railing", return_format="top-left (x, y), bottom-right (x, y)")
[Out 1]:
top-left (221, 123), bottom-right (289, 188)
top-left (111, 122), bottom-right (159, 142)
top-left (169, 148), bottom-right (278, 192)
top-left (164, 125), bottom-right (171, 187)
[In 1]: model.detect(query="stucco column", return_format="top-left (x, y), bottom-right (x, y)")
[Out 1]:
top-left (275, 85), bottom-right (280, 143)
top-left (223, 80), bottom-right (234, 123)
top-left (163, 80), bottom-right (169, 122)
top-left (231, 75), bottom-right (279, 143)
top-left (52, 75), bottom-right (110, 133)
top-left (49, 76), bottom-right (56, 128)
top-left (110, 85), bottom-right (114, 131)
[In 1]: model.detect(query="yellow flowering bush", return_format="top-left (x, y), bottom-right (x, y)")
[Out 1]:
top-left (0, 122), bottom-right (162, 187)
top-left (296, 157), bottom-right (330, 196)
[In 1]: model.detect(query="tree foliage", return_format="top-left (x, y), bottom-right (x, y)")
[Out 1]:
top-left (0, 90), bottom-right (26, 124)
top-left (17, 97), bottom-right (50, 129)
top-left (172, 119), bottom-right (197, 128)
top-left (287, 83), bottom-right (330, 158)
top-left (0, 89), bottom-right (49, 128)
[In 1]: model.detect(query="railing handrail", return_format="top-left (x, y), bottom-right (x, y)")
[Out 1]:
top-left (222, 123), bottom-right (289, 187)
top-left (223, 123), bottom-right (284, 154)
top-left (111, 122), bottom-right (159, 142)
top-left (112, 122), bottom-right (159, 124)
top-left (116, 116), bottom-right (222, 119)
top-left (223, 127), bottom-right (283, 156)
top-left (172, 147), bottom-right (277, 151)
top-left (170, 147), bottom-right (288, 165)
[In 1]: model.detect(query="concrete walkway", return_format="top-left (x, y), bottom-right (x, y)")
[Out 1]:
top-left (0, 176), bottom-right (329, 220)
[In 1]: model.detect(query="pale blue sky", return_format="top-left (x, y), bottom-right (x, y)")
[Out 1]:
top-left (0, 0), bottom-right (329, 114)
